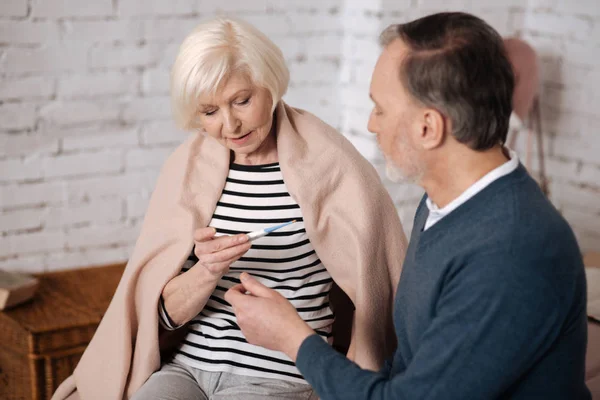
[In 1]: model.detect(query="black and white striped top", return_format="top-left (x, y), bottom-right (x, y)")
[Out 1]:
top-left (159, 162), bottom-right (334, 383)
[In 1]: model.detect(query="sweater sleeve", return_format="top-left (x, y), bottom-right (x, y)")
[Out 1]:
top-left (296, 252), bottom-right (566, 400)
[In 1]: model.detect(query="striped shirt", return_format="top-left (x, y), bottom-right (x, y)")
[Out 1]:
top-left (159, 162), bottom-right (334, 383)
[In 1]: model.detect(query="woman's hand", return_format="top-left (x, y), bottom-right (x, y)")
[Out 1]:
top-left (161, 227), bottom-right (251, 327)
top-left (193, 227), bottom-right (251, 278)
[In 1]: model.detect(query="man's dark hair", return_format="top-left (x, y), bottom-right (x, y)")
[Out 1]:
top-left (380, 12), bottom-right (515, 150)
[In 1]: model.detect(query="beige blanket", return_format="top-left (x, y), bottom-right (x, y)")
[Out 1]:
top-left (52, 102), bottom-right (408, 400)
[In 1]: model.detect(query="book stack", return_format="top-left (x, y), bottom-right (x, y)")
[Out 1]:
top-left (0, 269), bottom-right (39, 310)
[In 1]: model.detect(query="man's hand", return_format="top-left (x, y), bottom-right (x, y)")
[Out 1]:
top-left (225, 272), bottom-right (315, 361)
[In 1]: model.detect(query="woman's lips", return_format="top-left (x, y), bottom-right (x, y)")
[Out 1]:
top-left (230, 131), bottom-right (253, 145)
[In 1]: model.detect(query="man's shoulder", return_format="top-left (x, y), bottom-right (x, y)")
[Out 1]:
top-left (467, 170), bottom-right (573, 250)
top-left (448, 175), bottom-right (583, 283)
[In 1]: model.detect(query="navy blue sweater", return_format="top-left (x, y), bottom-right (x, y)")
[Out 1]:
top-left (297, 165), bottom-right (590, 399)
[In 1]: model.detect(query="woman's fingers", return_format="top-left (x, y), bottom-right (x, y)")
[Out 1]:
top-left (199, 240), bottom-right (251, 264)
top-left (193, 227), bottom-right (217, 242)
top-left (195, 232), bottom-right (248, 256)
top-left (192, 229), bottom-right (251, 277)
top-left (203, 248), bottom-right (252, 277)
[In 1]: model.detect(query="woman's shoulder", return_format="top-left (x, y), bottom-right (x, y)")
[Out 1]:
top-left (283, 103), bottom-right (377, 175)
top-left (160, 132), bottom-right (206, 170)
top-left (283, 104), bottom-right (339, 138)
top-left (150, 132), bottom-right (208, 190)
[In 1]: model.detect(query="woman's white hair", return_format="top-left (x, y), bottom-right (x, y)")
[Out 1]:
top-left (171, 17), bottom-right (290, 131)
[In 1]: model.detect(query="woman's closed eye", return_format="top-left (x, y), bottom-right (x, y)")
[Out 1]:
top-left (201, 97), bottom-right (250, 116)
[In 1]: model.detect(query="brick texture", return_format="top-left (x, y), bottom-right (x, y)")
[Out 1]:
top-left (1, 0), bottom-right (599, 272)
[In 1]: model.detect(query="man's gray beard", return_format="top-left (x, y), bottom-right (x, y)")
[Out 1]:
top-left (386, 160), bottom-right (424, 184)
top-left (385, 161), bottom-right (406, 183)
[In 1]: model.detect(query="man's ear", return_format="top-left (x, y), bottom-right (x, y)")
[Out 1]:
top-left (418, 108), bottom-right (446, 150)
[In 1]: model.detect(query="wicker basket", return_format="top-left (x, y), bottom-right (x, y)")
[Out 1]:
top-left (0, 263), bottom-right (125, 400)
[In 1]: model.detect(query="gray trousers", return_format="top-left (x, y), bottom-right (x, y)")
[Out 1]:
top-left (131, 358), bottom-right (318, 400)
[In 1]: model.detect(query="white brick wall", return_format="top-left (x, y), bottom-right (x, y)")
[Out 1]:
top-left (0, 76), bottom-right (54, 100)
top-left (61, 20), bottom-right (144, 42)
top-left (3, 44), bottom-right (89, 73)
top-left (58, 72), bottom-right (139, 98)
top-left (522, 0), bottom-right (600, 253)
top-left (62, 128), bottom-right (139, 151)
top-left (0, 181), bottom-right (66, 209)
top-left (118, 0), bottom-right (198, 17)
top-left (43, 151), bottom-right (123, 179)
top-left (0, 102), bottom-right (37, 130)
top-left (1, 0), bottom-right (599, 273)
top-left (65, 171), bottom-right (158, 202)
top-left (0, 21), bottom-right (61, 43)
top-left (0, 0), bottom-right (28, 18)
top-left (32, 0), bottom-right (113, 18)
top-left (40, 101), bottom-right (122, 127)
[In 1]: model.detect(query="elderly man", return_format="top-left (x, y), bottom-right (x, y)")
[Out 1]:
top-left (225, 12), bottom-right (590, 400)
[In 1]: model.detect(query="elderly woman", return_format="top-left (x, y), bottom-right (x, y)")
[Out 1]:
top-left (53, 18), bottom-right (406, 400)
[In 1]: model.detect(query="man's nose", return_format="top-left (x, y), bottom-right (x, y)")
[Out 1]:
top-left (367, 112), bottom-right (377, 134)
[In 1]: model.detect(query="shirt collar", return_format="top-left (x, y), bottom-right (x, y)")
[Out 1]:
top-left (426, 148), bottom-right (519, 216)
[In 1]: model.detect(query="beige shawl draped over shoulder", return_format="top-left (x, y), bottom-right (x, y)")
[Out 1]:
top-left (52, 102), bottom-right (408, 400)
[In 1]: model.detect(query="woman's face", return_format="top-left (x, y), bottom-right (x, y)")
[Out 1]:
top-left (197, 72), bottom-right (274, 159)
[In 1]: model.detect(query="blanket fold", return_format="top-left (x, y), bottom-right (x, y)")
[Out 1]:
top-left (52, 102), bottom-right (407, 400)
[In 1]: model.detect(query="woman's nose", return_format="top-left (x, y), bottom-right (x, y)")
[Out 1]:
top-left (223, 113), bottom-right (241, 134)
